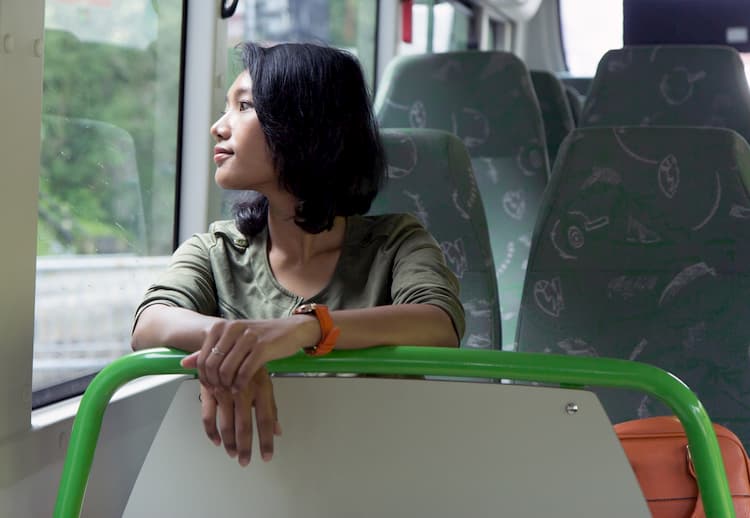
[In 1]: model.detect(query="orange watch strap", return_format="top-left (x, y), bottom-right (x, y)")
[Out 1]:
top-left (293, 304), bottom-right (340, 356)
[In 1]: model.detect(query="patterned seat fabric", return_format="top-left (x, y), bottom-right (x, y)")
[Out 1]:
top-left (530, 70), bottom-right (575, 166)
top-left (370, 129), bottom-right (502, 350)
top-left (375, 51), bottom-right (550, 349)
top-left (517, 126), bottom-right (750, 448)
top-left (581, 45), bottom-right (750, 143)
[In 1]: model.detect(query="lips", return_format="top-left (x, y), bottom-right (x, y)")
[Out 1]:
top-left (213, 146), bottom-right (233, 165)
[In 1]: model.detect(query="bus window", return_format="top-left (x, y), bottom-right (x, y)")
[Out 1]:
top-left (229, 0), bottom-right (378, 89)
top-left (559, 0), bottom-right (622, 77)
top-left (398, 0), bottom-right (476, 56)
top-left (562, 0), bottom-right (750, 85)
top-left (33, 0), bottom-right (183, 401)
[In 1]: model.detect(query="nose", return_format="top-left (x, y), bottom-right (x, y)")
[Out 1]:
top-left (210, 113), bottom-right (229, 142)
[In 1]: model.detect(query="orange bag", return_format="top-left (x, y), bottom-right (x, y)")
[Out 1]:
top-left (615, 416), bottom-right (750, 517)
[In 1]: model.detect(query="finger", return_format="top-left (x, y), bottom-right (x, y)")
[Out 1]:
top-left (234, 387), bottom-right (254, 467)
top-left (198, 322), bottom-right (225, 388)
top-left (215, 389), bottom-right (237, 458)
top-left (272, 393), bottom-right (282, 437)
top-left (233, 349), bottom-right (265, 393)
top-left (220, 327), bottom-right (258, 389)
top-left (200, 385), bottom-right (221, 446)
top-left (205, 322), bottom-right (246, 388)
top-left (181, 351), bottom-right (199, 369)
top-left (254, 372), bottom-right (276, 462)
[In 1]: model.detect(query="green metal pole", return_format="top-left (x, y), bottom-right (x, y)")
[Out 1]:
top-left (53, 348), bottom-right (190, 518)
top-left (53, 347), bottom-right (735, 518)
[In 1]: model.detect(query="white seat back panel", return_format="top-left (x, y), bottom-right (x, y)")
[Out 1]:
top-left (124, 377), bottom-right (649, 517)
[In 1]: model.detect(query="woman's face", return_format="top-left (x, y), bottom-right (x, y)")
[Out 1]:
top-left (210, 71), bottom-right (276, 191)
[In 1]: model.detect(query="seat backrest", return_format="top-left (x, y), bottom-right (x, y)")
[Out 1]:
top-left (375, 51), bottom-right (550, 349)
top-left (517, 126), bottom-right (750, 448)
top-left (564, 84), bottom-right (583, 126)
top-left (581, 45), bottom-right (750, 144)
top-left (370, 129), bottom-right (501, 349)
top-left (124, 377), bottom-right (650, 517)
top-left (530, 70), bottom-right (576, 167)
top-left (558, 75), bottom-right (592, 98)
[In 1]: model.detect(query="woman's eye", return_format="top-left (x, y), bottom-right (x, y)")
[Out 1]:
top-left (239, 101), bottom-right (254, 111)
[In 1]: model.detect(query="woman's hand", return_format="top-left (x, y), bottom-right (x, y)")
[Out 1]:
top-left (183, 316), bottom-right (316, 465)
top-left (181, 316), bottom-right (320, 392)
top-left (199, 367), bottom-right (282, 466)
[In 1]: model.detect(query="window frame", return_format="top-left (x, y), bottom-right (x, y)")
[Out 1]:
top-left (0, 0), bottom-right (45, 441)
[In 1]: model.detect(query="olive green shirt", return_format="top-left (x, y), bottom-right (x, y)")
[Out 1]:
top-left (135, 213), bottom-right (465, 340)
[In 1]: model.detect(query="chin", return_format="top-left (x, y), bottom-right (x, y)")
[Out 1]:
top-left (214, 171), bottom-right (244, 190)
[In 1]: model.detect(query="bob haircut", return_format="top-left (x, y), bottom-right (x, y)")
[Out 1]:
top-left (233, 42), bottom-right (385, 236)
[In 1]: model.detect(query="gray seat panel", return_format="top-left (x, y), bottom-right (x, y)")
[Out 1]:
top-left (371, 129), bottom-right (502, 349)
top-left (375, 51), bottom-right (550, 348)
top-left (581, 45), bottom-right (750, 145)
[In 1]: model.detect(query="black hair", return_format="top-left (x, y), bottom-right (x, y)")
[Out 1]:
top-left (233, 42), bottom-right (385, 236)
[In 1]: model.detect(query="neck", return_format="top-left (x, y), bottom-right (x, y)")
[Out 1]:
top-left (265, 196), bottom-right (347, 264)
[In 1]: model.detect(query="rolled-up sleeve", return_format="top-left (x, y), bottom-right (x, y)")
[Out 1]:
top-left (133, 235), bottom-right (218, 326)
top-left (390, 218), bottom-right (466, 341)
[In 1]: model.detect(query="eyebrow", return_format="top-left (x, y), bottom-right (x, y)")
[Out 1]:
top-left (225, 87), bottom-right (252, 103)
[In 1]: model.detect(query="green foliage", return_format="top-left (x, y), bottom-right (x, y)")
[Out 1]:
top-left (39, 5), bottom-right (181, 256)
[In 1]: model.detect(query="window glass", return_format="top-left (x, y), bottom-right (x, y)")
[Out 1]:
top-left (559, 0), bottom-right (622, 77)
top-left (34, 0), bottom-right (183, 395)
top-left (561, 0), bottom-right (750, 83)
top-left (398, 1), bottom-right (475, 56)
top-left (230, 0), bottom-right (378, 87)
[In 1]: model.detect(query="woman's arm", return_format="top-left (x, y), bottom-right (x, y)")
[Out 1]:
top-left (182, 302), bottom-right (457, 392)
top-left (331, 303), bottom-right (458, 349)
top-left (131, 304), bottom-right (223, 352)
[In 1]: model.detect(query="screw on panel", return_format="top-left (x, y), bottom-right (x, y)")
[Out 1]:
top-left (565, 402), bottom-right (579, 415)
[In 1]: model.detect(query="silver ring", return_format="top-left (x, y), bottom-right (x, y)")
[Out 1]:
top-left (211, 346), bottom-right (226, 356)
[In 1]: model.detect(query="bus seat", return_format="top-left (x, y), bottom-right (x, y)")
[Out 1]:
top-left (530, 70), bottom-right (576, 166)
top-left (564, 84), bottom-right (584, 126)
top-left (516, 126), bottom-right (750, 449)
top-left (370, 129), bottom-right (501, 349)
top-left (123, 377), bottom-right (650, 517)
top-left (581, 45), bottom-right (750, 144)
top-left (558, 75), bottom-right (593, 98)
top-left (375, 51), bottom-right (551, 349)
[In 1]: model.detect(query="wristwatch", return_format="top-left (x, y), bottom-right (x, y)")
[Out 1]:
top-left (292, 303), bottom-right (341, 356)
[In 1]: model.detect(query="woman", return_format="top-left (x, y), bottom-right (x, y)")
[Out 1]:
top-left (131, 42), bottom-right (463, 468)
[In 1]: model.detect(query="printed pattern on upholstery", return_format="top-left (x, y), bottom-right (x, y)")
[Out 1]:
top-left (517, 126), bottom-right (750, 448)
top-left (375, 51), bottom-right (550, 349)
top-left (371, 129), bottom-right (502, 350)
top-left (531, 70), bottom-right (575, 167)
top-left (582, 45), bottom-right (750, 143)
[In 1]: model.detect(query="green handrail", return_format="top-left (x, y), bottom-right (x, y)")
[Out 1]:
top-left (53, 347), bottom-right (735, 518)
